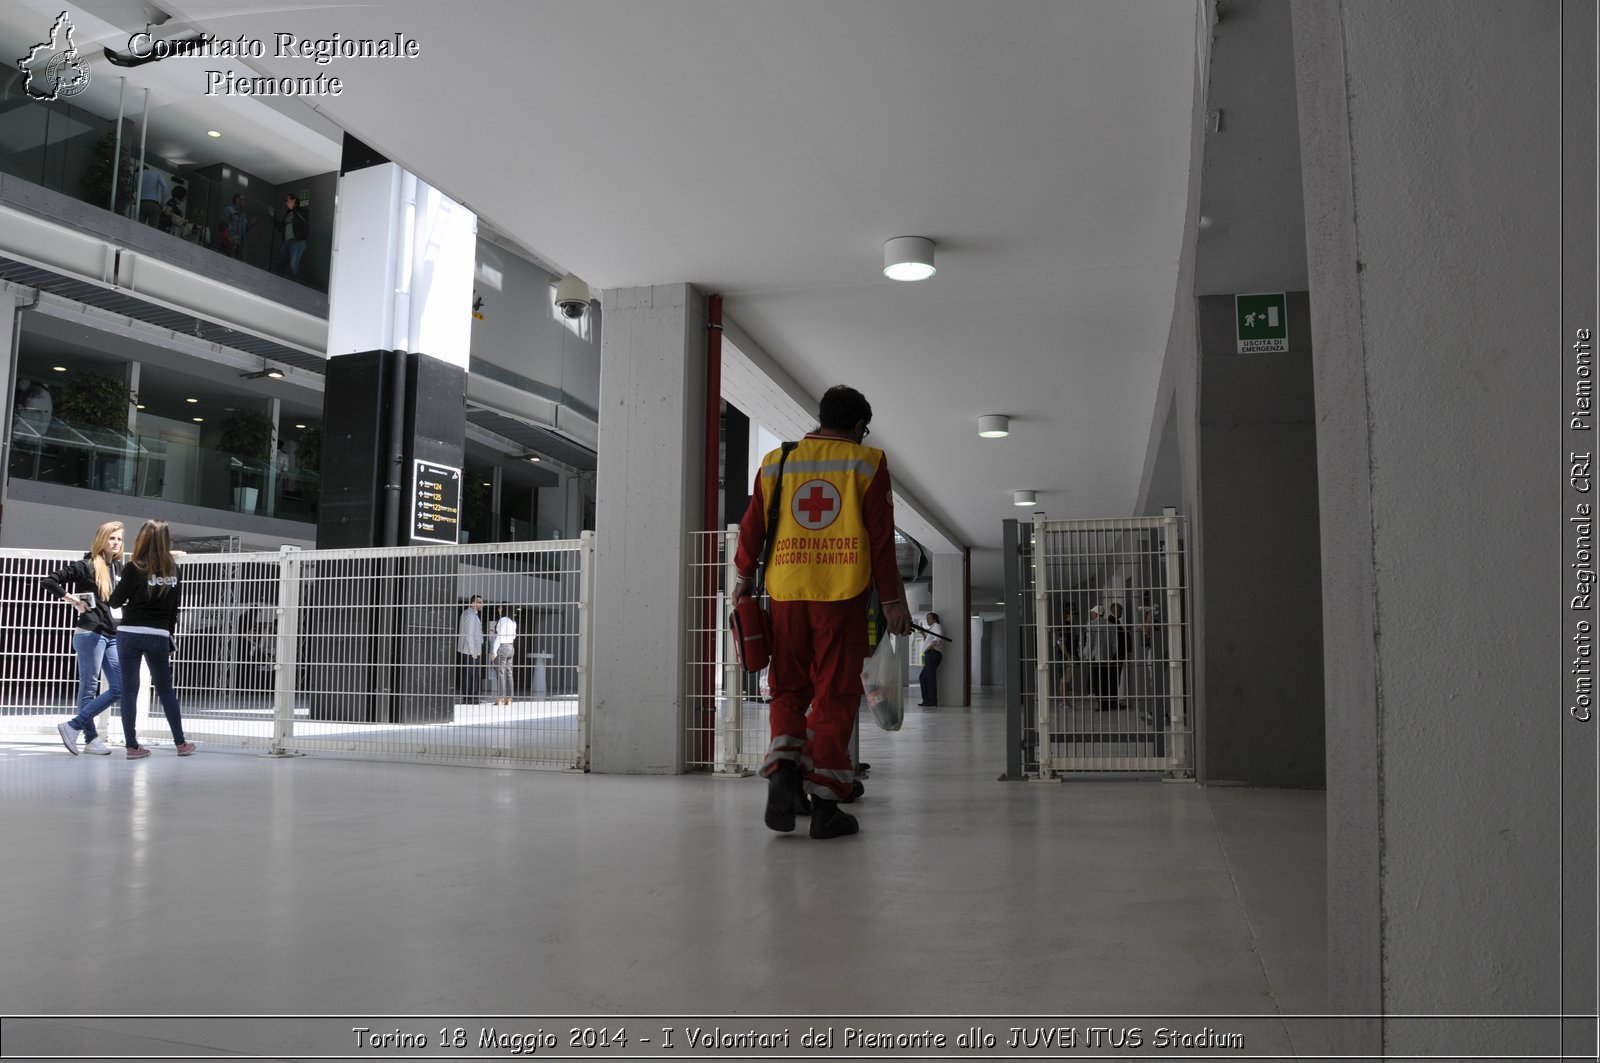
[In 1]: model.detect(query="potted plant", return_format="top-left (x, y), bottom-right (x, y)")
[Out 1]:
top-left (79, 129), bottom-right (137, 216)
top-left (218, 409), bottom-right (274, 513)
top-left (295, 426), bottom-right (321, 475)
top-left (58, 370), bottom-right (133, 434)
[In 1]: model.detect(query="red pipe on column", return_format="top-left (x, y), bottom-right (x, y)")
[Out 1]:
top-left (700, 294), bottom-right (725, 767)
top-left (705, 293), bottom-right (723, 532)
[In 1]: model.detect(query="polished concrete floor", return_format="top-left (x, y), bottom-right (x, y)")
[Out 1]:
top-left (2, 689), bottom-right (1328, 1060)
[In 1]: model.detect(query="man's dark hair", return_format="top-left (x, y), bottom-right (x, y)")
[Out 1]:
top-left (818, 385), bottom-right (872, 432)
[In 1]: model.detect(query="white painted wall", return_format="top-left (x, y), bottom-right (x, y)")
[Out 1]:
top-left (1294, 2), bottom-right (1567, 1053)
top-left (471, 238), bottom-right (601, 416)
top-left (327, 162), bottom-right (476, 368)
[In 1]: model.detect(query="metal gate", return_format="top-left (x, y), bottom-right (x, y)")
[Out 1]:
top-left (0, 537), bottom-right (593, 770)
top-left (1003, 508), bottom-right (1192, 778)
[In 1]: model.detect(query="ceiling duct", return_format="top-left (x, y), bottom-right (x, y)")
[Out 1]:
top-left (895, 534), bottom-right (929, 584)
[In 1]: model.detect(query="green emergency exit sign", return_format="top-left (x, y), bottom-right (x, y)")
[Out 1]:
top-left (1236, 293), bottom-right (1288, 353)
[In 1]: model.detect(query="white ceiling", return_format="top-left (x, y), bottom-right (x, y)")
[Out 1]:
top-left (158, 0), bottom-right (1200, 603)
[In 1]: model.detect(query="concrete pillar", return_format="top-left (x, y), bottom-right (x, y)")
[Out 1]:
top-left (309, 141), bottom-right (476, 724)
top-left (590, 283), bottom-right (707, 773)
top-left (319, 139), bottom-right (475, 549)
top-left (1293, 2), bottom-right (1589, 1055)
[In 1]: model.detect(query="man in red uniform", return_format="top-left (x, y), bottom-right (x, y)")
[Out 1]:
top-left (733, 386), bottom-right (912, 839)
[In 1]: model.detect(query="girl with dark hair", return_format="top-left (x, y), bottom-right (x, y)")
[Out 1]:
top-left (109, 519), bottom-right (192, 758)
top-left (46, 521), bottom-right (124, 755)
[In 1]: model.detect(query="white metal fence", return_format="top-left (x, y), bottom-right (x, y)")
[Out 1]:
top-left (685, 528), bottom-right (763, 774)
top-left (0, 536), bottom-right (593, 770)
top-left (1007, 509), bottom-right (1193, 777)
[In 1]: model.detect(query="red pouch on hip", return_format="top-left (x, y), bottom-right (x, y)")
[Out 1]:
top-left (731, 595), bottom-right (773, 672)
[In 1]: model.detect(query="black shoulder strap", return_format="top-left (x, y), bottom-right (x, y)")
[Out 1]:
top-left (754, 442), bottom-right (798, 597)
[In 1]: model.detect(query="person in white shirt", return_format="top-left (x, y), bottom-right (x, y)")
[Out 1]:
top-left (916, 611), bottom-right (945, 706)
top-left (492, 607), bottom-right (518, 705)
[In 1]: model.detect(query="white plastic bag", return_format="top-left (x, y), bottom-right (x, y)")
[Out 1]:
top-left (862, 636), bottom-right (904, 732)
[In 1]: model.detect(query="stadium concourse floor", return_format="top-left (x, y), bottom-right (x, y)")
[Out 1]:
top-left (1, 687), bottom-right (1328, 1061)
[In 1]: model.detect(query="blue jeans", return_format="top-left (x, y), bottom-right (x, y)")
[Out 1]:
top-left (276, 238), bottom-right (306, 278)
top-left (117, 631), bottom-right (185, 749)
top-left (65, 631), bottom-right (121, 742)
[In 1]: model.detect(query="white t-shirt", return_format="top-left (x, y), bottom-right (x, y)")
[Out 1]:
top-left (495, 614), bottom-right (518, 651)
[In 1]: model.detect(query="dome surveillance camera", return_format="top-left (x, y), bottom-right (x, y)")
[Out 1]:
top-left (554, 274), bottom-right (591, 320)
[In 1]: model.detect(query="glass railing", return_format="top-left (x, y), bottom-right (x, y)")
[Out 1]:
top-left (0, 84), bottom-right (328, 291)
top-left (10, 414), bottom-right (318, 524)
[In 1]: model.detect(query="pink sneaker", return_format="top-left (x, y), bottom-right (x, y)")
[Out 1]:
top-left (126, 746), bottom-right (150, 759)
top-left (175, 742), bottom-right (196, 756)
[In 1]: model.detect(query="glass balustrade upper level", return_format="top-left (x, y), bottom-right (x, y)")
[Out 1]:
top-left (0, 73), bottom-right (334, 293)
top-left (10, 411), bottom-right (318, 525)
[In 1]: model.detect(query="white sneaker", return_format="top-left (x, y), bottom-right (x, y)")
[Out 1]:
top-left (84, 737), bottom-right (112, 755)
top-left (56, 721), bottom-right (80, 755)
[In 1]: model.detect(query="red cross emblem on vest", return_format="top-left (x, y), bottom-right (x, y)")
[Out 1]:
top-left (791, 479), bottom-right (841, 530)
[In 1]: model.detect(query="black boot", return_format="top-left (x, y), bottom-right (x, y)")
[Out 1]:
top-left (792, 771), bottom-right (812, 815)
top-left (841, 779), bottom-right (865, 804)
top-left (809, 797), bottom-right (859, 839)
top-left (765, 762), bottom-right (800, 832)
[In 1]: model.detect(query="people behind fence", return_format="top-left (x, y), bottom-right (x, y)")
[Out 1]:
top-left (457, 594), bottom-right (485, 702)
top-left (46, 521), bottom-right (125, 756)
top-left (1081, 605), bottom-right (1118, 712)
top-left (1055, 605), bottom-right (1078, 698)
top-left (916, 611), bottom-right (944, 707)
top-left (109, 519), bottom-right (193, 758)
top-left (733, 384), bottom-right (912, 840)
top-left (1106, 600), bottom-right (1130, 707)
top-left (492, 606), bottom-right (518, 705)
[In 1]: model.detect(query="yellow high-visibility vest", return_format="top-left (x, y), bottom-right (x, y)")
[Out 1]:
top-left (760, 436), bottom-right (882, 602)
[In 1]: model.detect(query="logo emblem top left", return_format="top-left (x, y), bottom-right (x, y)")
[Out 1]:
top-left (21, 12), bottom-right (91, 101)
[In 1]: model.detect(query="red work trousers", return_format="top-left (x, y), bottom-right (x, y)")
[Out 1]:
top-left (760, 595), bottom-right (869, 801)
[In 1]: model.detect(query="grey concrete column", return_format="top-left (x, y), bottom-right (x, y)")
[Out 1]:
top-left (590, 283), bottom-right (707, 773)
top-left (0, 287), bottom-right (21, 522)
top-left (1294, 2), bottom-right (1578, 1055)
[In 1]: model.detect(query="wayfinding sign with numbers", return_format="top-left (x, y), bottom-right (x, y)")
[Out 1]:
top-left (411, 460), bottom-right (462, 545)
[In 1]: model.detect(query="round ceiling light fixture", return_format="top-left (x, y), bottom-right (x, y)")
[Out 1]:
top-left (978, 414), bottom-right (1010, 438)
top-left (1012, 490), bottom-right (1037, 507)
top-left (883, 236), bottom-right (936, 282)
